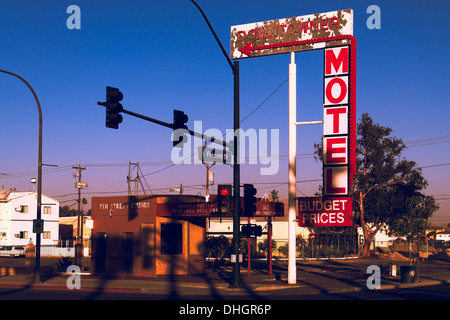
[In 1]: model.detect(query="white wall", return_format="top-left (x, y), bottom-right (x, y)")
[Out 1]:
top-left (0, 192), bottom-right (59, 246)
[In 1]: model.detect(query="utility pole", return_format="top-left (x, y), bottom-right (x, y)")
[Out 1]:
top-left (73, 165), bottom-right (86, 269)
top-left (202, 144), bottom-right (215, 202)
top-left (127, 162), bottom-right (146, 196)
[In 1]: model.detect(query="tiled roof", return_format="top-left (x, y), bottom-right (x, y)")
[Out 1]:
top-left (0, 189), bottom-right (10, 200)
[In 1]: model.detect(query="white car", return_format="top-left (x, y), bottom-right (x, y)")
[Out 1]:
top-left (0, 246), bottom-right (26, 257)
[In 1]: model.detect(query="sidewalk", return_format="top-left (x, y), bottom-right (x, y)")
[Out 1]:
top-left (0, 259), bottom-right (448, 297)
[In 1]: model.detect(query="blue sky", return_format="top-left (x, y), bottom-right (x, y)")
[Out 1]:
top-left (0, 0), bottom-right (449, 225)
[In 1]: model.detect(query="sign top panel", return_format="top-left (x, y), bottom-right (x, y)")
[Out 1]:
top-left (230, 9), bottom-right (353, 59)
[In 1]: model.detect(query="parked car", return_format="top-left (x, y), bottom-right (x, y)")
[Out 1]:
top-left (0, 246), bottom-right (26, 257)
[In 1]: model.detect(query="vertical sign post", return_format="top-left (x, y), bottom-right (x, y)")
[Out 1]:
top-left (288, 52), bottom-right (297, 284)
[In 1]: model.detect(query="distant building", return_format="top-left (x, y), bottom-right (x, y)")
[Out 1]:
top-left (59, 215), bottom-right (93, 256)
top-left (0, 189), bottom-right (59, 246)
top-left (436, 232), bottom-right (450, 242)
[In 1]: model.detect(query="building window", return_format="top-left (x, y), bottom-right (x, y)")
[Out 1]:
top-left (16, 205), bottom-right (28, 213)
top-left (43, 231), bottom-right (51, 239)
top-left (14, 231), bottom-right (28, 239)
top-left (161, 223), bottom-right (182, 255)
top-left (43, 206), bottom-right (51, 214)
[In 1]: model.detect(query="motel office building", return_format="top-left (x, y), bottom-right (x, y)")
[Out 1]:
top-left (91, 194), bottom-right (284, 277)
top-left (91, 195), bottom-right (208, 277)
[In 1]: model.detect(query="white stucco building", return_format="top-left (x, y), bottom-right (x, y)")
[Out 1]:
top-left (0, 189), bottom-right (59, 246)
top-left (436, 232), bottom-right (450, 242)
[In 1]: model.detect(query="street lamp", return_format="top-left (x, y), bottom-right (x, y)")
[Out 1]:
top-left (0, 69), bottom-right (43, 284)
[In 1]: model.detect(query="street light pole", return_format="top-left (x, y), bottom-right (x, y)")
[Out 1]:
top-left (0, 69), bottom-right (43, 284)
top-left (190, 0), bottom-right (241, 288)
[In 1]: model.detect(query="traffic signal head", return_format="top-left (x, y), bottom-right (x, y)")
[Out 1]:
top-left (241, 224), bottom-right (262, 238)
top-left (173, 109), bottom-right (189, 147)
top-left (105, 86), bottom-right (124, 129)
top-left (217, 184), bottom-right (232, 216)
top-left (173, 109), bottom-right (188, 130)
top-left (243, 184), bottom-right (257, 216)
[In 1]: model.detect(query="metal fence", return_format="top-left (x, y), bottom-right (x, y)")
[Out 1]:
top-left (207, 236), bottom-right (450, 260)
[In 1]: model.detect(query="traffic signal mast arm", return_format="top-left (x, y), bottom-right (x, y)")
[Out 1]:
top-left (97, 100), bottom-right (230, 148)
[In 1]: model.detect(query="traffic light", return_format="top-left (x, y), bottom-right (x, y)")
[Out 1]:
top-left (243, 184), bottom-right (257, 216)
top-left (217, 184), bottom-right (232, 216)
top-left (105, 86), bottom-right (124, 129)
top-left (173, 109), bottom-right (189, 147)
top-left (241, 224), bottom-right (263, 238)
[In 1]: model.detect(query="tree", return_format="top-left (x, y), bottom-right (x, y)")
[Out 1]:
top-left (59, 205), bottom-right (78, 217)
top-left (314, 113), bottom-right (438, 257)
top-left (388, 191), bottom-right (437, 263)
top-left (258, 238), bottom-right (277, 255)
top-left (277, 243), bottom-right (288, 257)
top-left (206, 236), bottom-right (231, 260)
top-left (269, 189), bottom-right (279, 202)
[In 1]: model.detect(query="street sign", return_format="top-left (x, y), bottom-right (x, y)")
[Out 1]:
top-left (298, 197), bottom-right (352, 227)
top-left (230, 9), bottom-right (353, 59)
top-left (155, 200), bottom-right (284, 217)
top-left (198, 146), bottom-right (231, 164)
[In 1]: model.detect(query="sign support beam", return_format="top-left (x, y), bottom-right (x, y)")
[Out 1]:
top-left (288, 52), bottom-right (297, 285)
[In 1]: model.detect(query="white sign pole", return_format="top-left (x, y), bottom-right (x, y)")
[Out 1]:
top-left (288, 51), bottom-right (297, 285)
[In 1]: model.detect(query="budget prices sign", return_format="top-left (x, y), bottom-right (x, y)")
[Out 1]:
top-left (298, 197), bottom-right (352, 227)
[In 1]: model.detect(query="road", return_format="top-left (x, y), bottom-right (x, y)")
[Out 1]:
top-left (1, 283), bottom-right (449, 300)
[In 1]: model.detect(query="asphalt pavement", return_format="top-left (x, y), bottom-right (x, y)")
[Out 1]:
top-left (0, 258), bottom-right (449, 299)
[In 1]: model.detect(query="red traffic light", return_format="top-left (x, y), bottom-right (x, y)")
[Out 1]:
top-left (220, 188), bottom-right (229, 197)
top-left (217, 185), bottom-right (232, 216)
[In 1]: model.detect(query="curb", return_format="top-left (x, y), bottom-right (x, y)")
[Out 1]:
top-left (0, 269), bottom-right (448, 296)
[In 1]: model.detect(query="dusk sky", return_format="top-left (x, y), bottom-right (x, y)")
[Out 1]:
top-left (0, 0), bottom-right (448, 225)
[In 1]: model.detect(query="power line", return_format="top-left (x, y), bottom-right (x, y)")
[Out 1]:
top-left (406, 135), bottom-right (450, 145)
top-left (240, 78), bottom-right (288, 123)
top-left (419, 162), bottom-right (450, 169)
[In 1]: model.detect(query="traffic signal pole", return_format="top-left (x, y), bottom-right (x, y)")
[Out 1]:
top-left (97, 102), bottom-right (230, 149)
top-left (190, 0), bottom-right (241, 288)
top-left (232, 60), bottom-right (241, 288)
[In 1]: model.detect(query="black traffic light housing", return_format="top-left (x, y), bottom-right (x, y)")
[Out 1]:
top-left (173, 109), bottom-right (189, 147)
top-left (217, 184), bottom-right (232, 216)
top-left (105, 86), bottom-right (124, 129)
top-left (243, 184), bottom-right (257, 217)
top-left (241, 224), bottom-right (263, 238)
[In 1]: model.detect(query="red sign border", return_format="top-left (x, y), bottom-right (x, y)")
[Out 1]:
top-left (322, 40), bottom-right (356, 197)
top-left (297, 196), bottom-right (353, 227)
